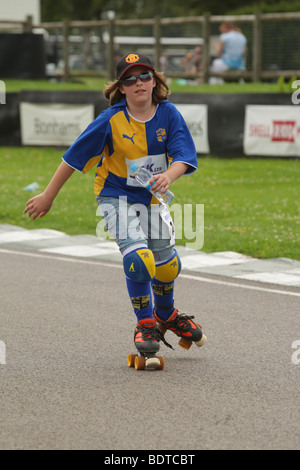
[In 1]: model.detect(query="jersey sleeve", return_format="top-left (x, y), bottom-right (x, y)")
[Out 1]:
top-left (62, 109), bottom-right (112, 174)
top-left (166, 103), bottom-right (198, 175)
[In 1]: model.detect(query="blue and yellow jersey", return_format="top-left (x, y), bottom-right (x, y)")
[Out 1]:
top-left (62, 98), bottom-right (197, 205)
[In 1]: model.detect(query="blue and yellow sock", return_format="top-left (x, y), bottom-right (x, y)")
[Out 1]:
top-left (152, 278), bottom-right (174, 321)
top-left (126, 278), bottom-right (153, 322)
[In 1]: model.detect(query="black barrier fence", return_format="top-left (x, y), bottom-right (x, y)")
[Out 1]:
top-left (0, 91), bottom-right (296, 157)
top-left (0, 34), bottom-right (46, 79)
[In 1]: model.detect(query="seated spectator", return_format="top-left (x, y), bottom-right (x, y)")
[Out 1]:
top-left (184, 45), bottom-right (203, 74)
top-left (210, 22), bottom-right (247, 84)
top-left (183, 45), bottom-right (203, 83)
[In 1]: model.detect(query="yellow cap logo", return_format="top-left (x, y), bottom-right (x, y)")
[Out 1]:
top-left (126, 53), bottom-right (139, 64)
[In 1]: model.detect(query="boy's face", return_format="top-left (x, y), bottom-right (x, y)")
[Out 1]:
top-left (119, 65), bottom-right (156, 106)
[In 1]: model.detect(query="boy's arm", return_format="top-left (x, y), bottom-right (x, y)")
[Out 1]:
top-left (150, 162), bottom-right (188, 194)
top-left (24, 161), bottom-right (75, 220)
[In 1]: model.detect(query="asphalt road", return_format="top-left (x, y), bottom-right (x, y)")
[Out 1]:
top-left (0, 248), bottom-right (299, 450)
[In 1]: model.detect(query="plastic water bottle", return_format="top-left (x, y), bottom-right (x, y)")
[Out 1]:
top-left (131, 164), bottom-right (174, 205)
top-left (24, 182), bottom-right (40, 191)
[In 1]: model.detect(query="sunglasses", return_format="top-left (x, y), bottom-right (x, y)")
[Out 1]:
top-left (120, 71), bottom-right (154, 87)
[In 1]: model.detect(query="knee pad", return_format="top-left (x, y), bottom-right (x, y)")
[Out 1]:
top-left (155, 250), bottom-right (181, 283)
top-left (123, 248), bottom-right (156, 283)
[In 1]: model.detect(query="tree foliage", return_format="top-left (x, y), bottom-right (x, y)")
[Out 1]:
top-left (41, 0), bottom-right (300, 22)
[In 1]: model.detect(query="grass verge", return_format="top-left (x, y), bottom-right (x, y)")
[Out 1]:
top-left (0, 147), bottom-right (299, 260)
top-left (3, 76), bottom-right (296, 94)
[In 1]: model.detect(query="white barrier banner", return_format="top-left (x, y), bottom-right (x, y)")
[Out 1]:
top-left (20, 102), bottom-right (94, 146)
top-left (244, 105), bottom-right (300, 157)
top-left (175, 104), bottom-right (210, 154)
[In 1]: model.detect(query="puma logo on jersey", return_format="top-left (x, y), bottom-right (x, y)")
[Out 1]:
top-left (122, 133), bottom-right (135, 144)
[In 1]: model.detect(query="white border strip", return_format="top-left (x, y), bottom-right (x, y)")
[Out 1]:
top-left (0, 247), bottom-right (299, 298)
top-left (180, 273), bottom-right (300, 297)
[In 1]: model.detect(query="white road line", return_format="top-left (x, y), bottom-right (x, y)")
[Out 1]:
top-left (0, 247), bottom-right (118, 269)
top-left (180, 273), bottom-right (300, 297)
top-left (1, 247), bottom-right (299, 298)
top-left (236, 271), bottom-right (300, 286)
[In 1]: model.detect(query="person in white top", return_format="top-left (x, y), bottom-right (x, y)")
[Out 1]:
top-left (210, 22), bottom-right (247, 84)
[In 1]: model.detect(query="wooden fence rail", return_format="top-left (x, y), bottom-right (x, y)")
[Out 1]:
top-left (1, 12), bottom-right (300, 82)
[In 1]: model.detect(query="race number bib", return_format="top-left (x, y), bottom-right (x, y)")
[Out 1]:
top-left (126, 154), bottom-right (166, 187)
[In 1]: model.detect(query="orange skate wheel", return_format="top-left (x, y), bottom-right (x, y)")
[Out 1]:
top-left (157, 323), bottom-right (167, 335)
top-left (134, 355), bottom-right (146, 370)
top-left (178, 337), bottom-right (193, 350)
top-left (128, 354), bottom-right (137, 367)
top-left (157, 356), bottom-right (165, 370)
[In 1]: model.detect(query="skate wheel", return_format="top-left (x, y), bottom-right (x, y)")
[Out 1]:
top-left (158, 356), bottom-right (165, 370)
top-left (157, 323), bottom-right (167, 335)
top-left (128, 354), bottom-right (138, 368)
top-left (134, 355), bottom-right (146, 370)
top-left (178, 337), bottom-right (193, 350)
top-left (195, 334), bottom-right (207, 348)
top-left (145, 357), bottom-right (161, 370)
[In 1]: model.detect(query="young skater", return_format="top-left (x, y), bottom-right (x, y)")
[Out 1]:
top-left (24, 53), bottom-right (206, 369)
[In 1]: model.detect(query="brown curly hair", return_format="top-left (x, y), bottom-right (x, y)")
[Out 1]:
top-left (103, 71), bottom-right (170, 106)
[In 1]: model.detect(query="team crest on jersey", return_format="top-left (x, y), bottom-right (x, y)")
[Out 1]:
top-left (156, 128), bottom-right (167, 142)
top-left (126, 53), bottom-right (139, 63)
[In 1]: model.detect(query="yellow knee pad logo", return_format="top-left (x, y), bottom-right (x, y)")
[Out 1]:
top-left (136, 249), bottom-right (156, 279)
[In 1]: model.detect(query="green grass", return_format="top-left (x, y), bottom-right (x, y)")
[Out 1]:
top-left (0, 147), bottom-right (97, 236)
top-left (4, 77), bottom-right (107, 93)
top-left (4, 76), bottom-right (296, 94)
top-left (0, 147), bottom-right (299, 260)
top-left (173, 157), bottom-right (300, 260)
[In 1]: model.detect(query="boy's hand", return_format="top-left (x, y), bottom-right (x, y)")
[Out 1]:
top-left (24, 192), bottom-right (53, 220)
top-left (23, 161), bottom-right (75, 220)
top-left (149, 172), bottom-right (172, 194)
top-left (149, 162), bottom-right (189, 194)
